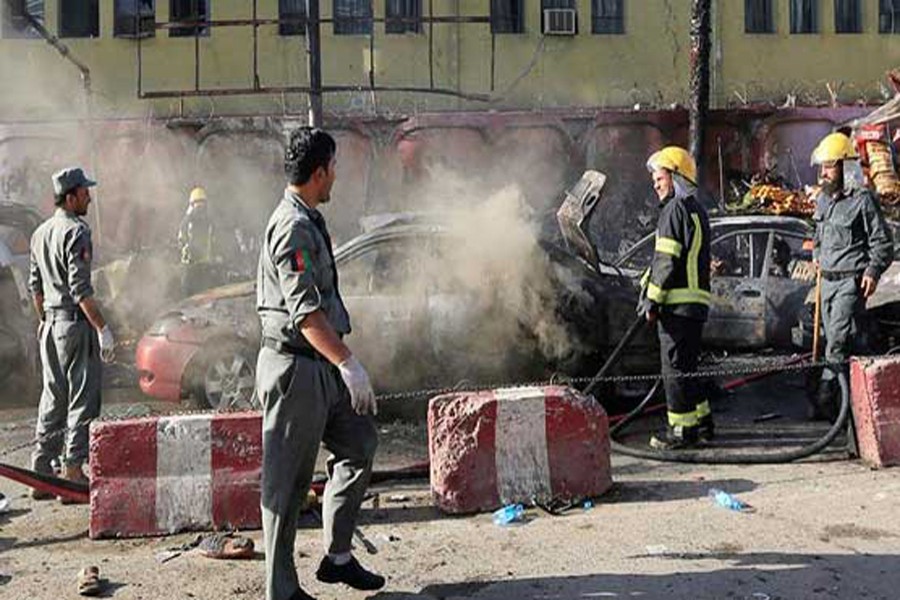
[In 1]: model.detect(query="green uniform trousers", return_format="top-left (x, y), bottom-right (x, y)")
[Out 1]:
top-left (257, 346), bottom-right (378, 600)
top-left (32, 315), bottom-right (101, 472)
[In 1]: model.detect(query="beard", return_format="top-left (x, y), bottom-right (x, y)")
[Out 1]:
top-left (820, 178), bottom-right (841, 196)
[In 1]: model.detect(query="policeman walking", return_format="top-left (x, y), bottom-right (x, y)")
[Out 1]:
top-left (640, 147), bottom-right (714, 450)
top-left (256, 128), bottom-right (383, 600)
top-left (811, 132), bottom-right (893, 420)
top-left (28, 167), bottom-right (115, 501)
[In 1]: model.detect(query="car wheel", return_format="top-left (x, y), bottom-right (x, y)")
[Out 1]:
top-left (192, 343), bottom-right (259, 411)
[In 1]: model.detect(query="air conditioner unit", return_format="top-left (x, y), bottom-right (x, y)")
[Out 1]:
top-left (543, 8), bottom-right (576, 35)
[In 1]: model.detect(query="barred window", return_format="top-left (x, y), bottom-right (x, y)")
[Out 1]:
top-left (834, 0), bottom-right (862, 33)
top-left (542, 0), bottom-right (576, 33)
top-left (491, 0), bottom-right (524, 34)
top-left (790, 0), bottom-right (818, 33)
top-left (170, 0), bottom-right (209, 37)
top-left (334, 0), bottom-right (372, 35)
top-left (879, 0), bottom-right (900, 33)
top-left (279, 0), bottom-right (306, 36)
top-left (115, 0), bottom-right (155, 38)
top-left (745, 0), bottom-right (774, 33)
top-left (59, 0), bottom-right (99, 38)
top-left (386, 0), bottom-right (420, 34)
top-left (1, 0), bottom-right (44, 39)
top-left (592, 0), bottom-right (623, 34)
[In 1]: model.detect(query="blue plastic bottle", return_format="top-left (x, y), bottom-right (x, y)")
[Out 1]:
top-left (708, 488), bottom-right (749, 512)
top-left (493, 503), bottom-right (525, 525)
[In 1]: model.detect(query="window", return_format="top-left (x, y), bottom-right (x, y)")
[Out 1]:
top-left (59, 0), bottom-right (98, 38)
top-left (115, 0), bottom-right (155, 38)
top-left (334, 0), bottom-right (372, 35)
top-left (592, 0), bottom-right (623, 34)
top-left (834, 0), bottom-right (861, 33)
top-left (745, 0), bottom-right (774, 33)
top-left (279, 0), bottom-right (306, 35)
top-left (386, 0), bottom-right (420, 34)
top-left (169, 0), bottom-right (208, 37)
top-left (790, 0), bottom-right (818, 33)
top-left (491, 0), bottom-right (523, 34)
top-left (1, 0), bottom-right (44, 38)
top-left (879, 0), bottom-right (900, 33)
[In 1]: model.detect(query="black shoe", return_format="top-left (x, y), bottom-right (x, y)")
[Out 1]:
top-left (316, 555), bottom-right (385, 591)
top-left (698, 415), bottom-right (715, 442)
top-left (813, 379), bottom-right (840, 423)
top-left (649, 425), bottom-right (700, 450)
top-left (288, 588), bottom-right (317, 600)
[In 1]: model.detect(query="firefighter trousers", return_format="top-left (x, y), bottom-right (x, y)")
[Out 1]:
top-left (256, 346), bottom-right (378, 600)
top-left (657, 313), bottom-right (708, 428)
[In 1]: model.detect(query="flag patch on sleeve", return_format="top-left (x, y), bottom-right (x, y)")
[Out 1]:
top-left (292, 249), bottom-right (312, 274)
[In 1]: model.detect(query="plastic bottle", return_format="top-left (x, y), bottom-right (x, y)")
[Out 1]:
top-left (708, 488), bottom-right (750, 512)
top-left (492, 503), bottom-right (525, 525)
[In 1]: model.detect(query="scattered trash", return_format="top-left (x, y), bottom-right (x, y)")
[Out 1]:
top-left (751, 593), bottom-right (771, 600)
top-left (645, 545), bottom-right (668, 556)
top-left (154, 550), bottom-right (183, 564)
top-left (708, 488), bottom-right (754, 513)
top-left (753, 412), bottom-right (782, 423)
top-left (353, 526), bottom-right (378, 555)
top-left (387, 494), bottom-right (410, 503)
top-left (379, 533), bottom-right (401, 543)
top-left (0, 492), bottom-right (9, 514)
top-left (0, 573), bottom-right (10, 586)
top-left (76, 565), bottom-right (103, 597)
top-left (493, 503), bottom-right (525, 526)
top-left (198, 533), bottom-right (255, 560)
top-left (582, 500), bottom-right (594, 511)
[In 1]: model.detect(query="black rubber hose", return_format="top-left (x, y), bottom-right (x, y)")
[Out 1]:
top-left (610, 370), bottom-right (851, 464)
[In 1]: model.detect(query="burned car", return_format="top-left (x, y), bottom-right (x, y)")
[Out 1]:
top-left (611, 215), bottom-right (816, 349)
top-left (135, 172), bottom-right (658, 411)
top-left (0, 201), bottom-right (44, 401)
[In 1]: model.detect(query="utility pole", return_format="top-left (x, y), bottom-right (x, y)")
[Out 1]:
top-left (305, 0), bottom-right (323, 127)
top-left (688, 0), bottom-right (712, 186)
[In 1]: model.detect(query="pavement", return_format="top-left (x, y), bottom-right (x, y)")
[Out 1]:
top-left (0, 366), bottom-right (898, 600)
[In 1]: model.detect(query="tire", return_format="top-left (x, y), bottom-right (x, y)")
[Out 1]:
top-left (188, 341), bottom-right (259, 411)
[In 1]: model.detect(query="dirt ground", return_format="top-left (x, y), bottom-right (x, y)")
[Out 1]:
top-left (1, 374), bottom-right (900, 600)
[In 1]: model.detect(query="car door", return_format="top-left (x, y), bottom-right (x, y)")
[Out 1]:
top-left (762, 230), bottom-right (816, 348)
top-left (705, 229), bottom-right (770, 348)
top-left (337, 234), bottom-right (431, 392)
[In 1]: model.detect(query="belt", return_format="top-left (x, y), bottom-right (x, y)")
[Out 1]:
top-left (45, 308), bottom-right (86, 322)
top-left (821, 269), bottom-right (863, 281)
top-left (261, 337), bottom-right (323, 360)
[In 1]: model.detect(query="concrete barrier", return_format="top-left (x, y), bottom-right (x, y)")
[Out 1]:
top-left (428, 386), bottom-right (612, 514)
top-left (851, 357), bottom-right (900, 468)
top-left (89, 412), bottom-right (262, 539)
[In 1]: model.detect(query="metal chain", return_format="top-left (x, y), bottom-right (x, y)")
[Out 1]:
top-left (0, 353), bottom-right (872, 459)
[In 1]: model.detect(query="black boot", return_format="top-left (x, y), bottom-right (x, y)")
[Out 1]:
top-left (698, 415), bottom-right (715, 442)
top-left (815, 378), bottom-right (840, 423)
top-left (316, 555), bottom-right (385, 591)
top-left (649, 425), bottom-right (700, 450)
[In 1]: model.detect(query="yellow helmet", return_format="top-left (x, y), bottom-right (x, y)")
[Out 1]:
top-left (646, 146), bottom-right (697, 185)
top-left (189, 186), bottom-right (207, 203)
top-left (811, 132), bottom-right (858, 165)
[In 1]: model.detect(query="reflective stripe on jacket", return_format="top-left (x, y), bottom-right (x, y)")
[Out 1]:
top-left (645, 195), bottom-right (711, 321)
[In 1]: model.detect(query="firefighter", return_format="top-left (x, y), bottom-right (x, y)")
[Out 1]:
top-left (177, 186), bottom-right (215, 296)
top-left (811, 132), bottom-right (893, 420)
top-left (256, 127), bottom-right (383, 600)
top-left (28, 167), bottom-right (115, 501)
top-left (640, 147), bottom-right (714, 449)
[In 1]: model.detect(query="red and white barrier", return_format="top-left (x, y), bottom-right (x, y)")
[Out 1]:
top-left (428, 385), bottom-right (613, 514)
top-left (89, 412), bottom-right (262, 539)
top-left (851, 357), bottom-right (900, 468)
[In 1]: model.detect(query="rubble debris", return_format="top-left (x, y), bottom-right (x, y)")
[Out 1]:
top-left (198, 533), bottom-right (255, 560)
top-left (76, 565), bottom-right (102, 597)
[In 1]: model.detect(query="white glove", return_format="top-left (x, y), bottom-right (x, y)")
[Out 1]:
top-left (98, 325), bottom-right (115, 364)
top-left (337, 355), bottom-right (377, 416)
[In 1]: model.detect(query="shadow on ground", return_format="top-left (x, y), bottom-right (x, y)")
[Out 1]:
top-left (368, 552), bottom-right (900, 600)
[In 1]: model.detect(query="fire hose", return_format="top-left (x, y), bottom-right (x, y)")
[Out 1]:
top-left (588, 315), bottom-right (853, 464)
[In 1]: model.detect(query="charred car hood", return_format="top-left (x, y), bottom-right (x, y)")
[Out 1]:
top-left (555, 170), bottom-right (606, 271)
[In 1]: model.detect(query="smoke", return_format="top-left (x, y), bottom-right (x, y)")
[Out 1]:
top-left (346, 166), bottom-right (590, 390)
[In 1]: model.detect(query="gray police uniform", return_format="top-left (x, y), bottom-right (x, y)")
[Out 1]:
top-left (28, 208), bottom-right (101, 472)
top-left (814, 186), bottom-right (893, 384)
top-left (256, 189), bottom-right (377, 600)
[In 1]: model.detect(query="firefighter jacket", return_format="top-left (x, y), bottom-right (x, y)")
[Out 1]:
top-left (812, 187), bottom-right (893, 280)
top-left (644, 195), bottom-right (711, 321)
